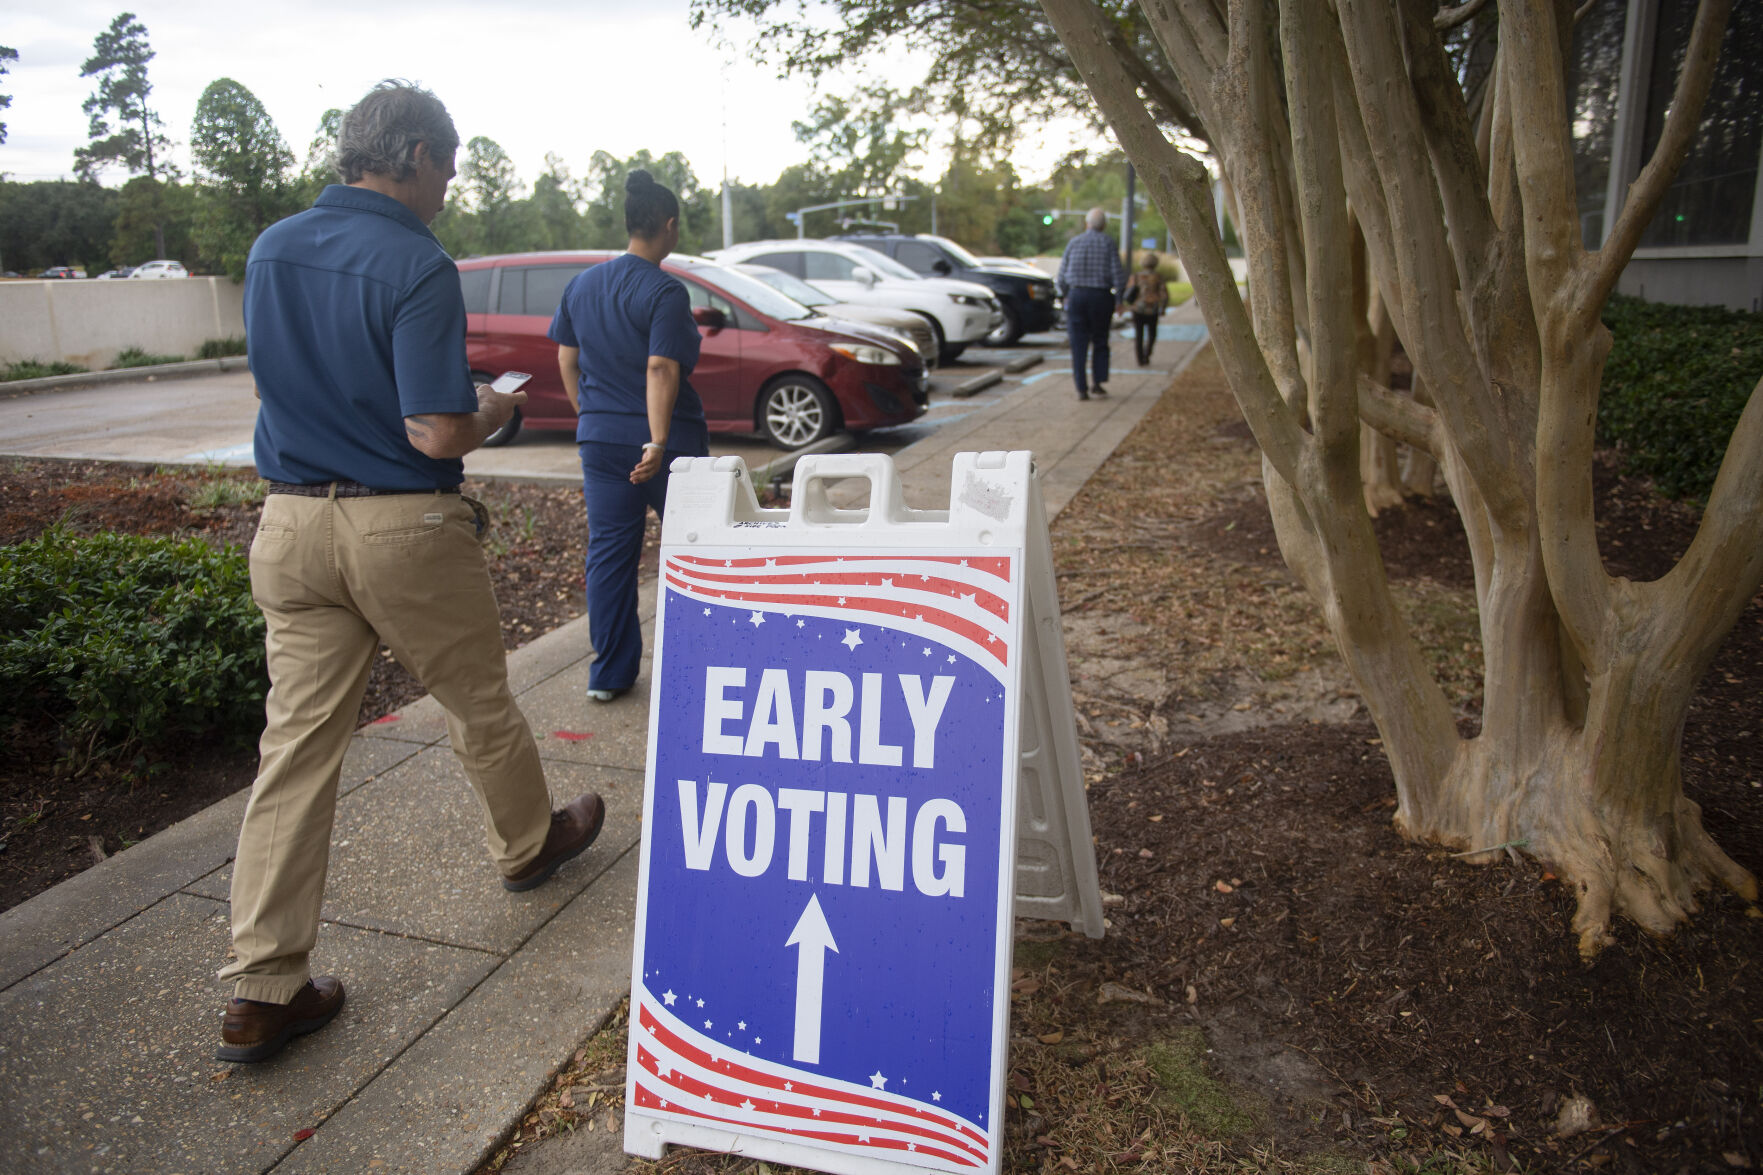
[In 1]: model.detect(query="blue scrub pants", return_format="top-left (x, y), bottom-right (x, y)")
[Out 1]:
top-left (579, 441), bottom-right (679, 692)
top-left (1065, 286), bottom-right (1116, 393)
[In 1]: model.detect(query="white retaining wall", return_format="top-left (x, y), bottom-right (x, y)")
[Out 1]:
top-left (0, 278), bottom-right (246, 369)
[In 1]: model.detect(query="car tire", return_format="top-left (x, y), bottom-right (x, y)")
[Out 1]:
top-left (940, 342), bottom-right (968, 365)
top-left (982, 303), bottom-right (1023, 346)
top-left (473, 372), bottom-right (523, 447)
top-left (758, 375), bottom-right (838, 449)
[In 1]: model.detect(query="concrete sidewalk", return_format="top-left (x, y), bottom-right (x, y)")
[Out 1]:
top-left (0, 312), bottom-right (1208, 1174)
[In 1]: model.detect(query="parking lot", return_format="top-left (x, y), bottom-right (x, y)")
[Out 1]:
top-left (0, 333), bottom-right (1080, 481)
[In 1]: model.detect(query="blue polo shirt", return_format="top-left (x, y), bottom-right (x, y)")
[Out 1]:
top-left (546, 252), bottom-right (707, 451)
top-left (245, 185), bottom-right (478, 489)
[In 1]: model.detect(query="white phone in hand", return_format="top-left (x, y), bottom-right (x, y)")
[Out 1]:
top-left (489, 371), bottom-right (532, 395)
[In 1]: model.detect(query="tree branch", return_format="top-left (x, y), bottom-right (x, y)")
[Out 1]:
top-left (1435, 0), bottom-right (1492, 31)
top-left (1589, 0), bottom-right (1732, 306)
top-left (1359, 377), bottom-right (1442, 455)
top-left (1040, 0), bottom-right (1308, 484)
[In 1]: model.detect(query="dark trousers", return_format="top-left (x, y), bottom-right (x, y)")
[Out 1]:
top-left (579, 441), bottom-right (675, 692)
top-left (1065, 286), bottom-right (1115, 392)
top-left (1132, 312), bottom-right (1158, 365)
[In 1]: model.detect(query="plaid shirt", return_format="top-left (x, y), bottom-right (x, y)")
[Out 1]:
top-left (1056, 228), bottom-right (1127, 297)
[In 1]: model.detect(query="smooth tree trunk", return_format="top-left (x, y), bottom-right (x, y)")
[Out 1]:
top-left (1041, 0), bottom-right (1761, 954)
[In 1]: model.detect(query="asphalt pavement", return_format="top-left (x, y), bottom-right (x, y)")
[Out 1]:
top-left (0, 308), bottom-right (1210, 1174)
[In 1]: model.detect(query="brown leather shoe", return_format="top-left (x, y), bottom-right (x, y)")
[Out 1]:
top-left (501, 793), bottom-right (605, 892)
top-left (217, 976), bottom-right (345, 1063)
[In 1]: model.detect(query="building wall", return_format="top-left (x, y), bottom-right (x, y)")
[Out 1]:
top-left (0, 278), bottom-right (246, 369)
top-left (1617, 256), bottom-right (1763, 314)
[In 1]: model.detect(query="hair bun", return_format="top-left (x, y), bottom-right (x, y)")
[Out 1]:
top-left (626, 169), bottom-right (654, 192)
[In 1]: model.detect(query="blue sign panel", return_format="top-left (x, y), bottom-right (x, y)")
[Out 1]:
top-left (628, 548), bottom-right (1022, 1173)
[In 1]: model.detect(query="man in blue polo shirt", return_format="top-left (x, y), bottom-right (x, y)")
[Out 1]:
top-left (1056, 207), bottom-right (1127, 400)
top-left (215, 81), bottom-right (605, 1064)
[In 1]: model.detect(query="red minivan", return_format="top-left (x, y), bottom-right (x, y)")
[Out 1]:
top-left (457, 251), bottom-right (928, 448)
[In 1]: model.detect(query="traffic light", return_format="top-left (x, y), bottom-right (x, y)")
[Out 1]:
top-left (1042, 213), bottom-right (1055, 226)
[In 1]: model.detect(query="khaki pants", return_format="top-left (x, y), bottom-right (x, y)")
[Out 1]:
top-left (219, 490), bottom-right (551, 1003)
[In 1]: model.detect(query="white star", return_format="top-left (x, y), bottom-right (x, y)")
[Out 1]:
top-left (766, 558), bottom-right (776, 566)
top-left (749, 610), bottom-right (765, 626)
top-left (841, 629), bottom-right (863, 650)
top-left (960, 559), bottom-right (969, 566)
top-left (947, 655), bottom-right (956, 663)
top-left (724, 559), bottom-right (733, 567)
top-left (869, 1071), bottom-right (887, 1090)
top-left (754, 1037), bottom-right (761, 1044)
top-left (663, 989), bottom-right (677, 1006)
top-left (705, 1020), bottom-right (713, 1029)
top-left (909, 1143), bottom-right (918, 1151)
top-left (881, 577), bottom-right (893, 587)
top-left (738, 1020), bottom-right (747, 1030)
top-left (837, 595), bottom-right (847, 605)
top-left (660, 1098), bottom-right (668, 1108)
top-left (858, 1131), bottom-right (871, 1142)
top-left (784, 1082), bottom-right (792, 1091)
top-left (920, 574), bottom-right (930, 581)
top-left (922, 646), bottom-right (932, 656)
top-left (960, 592), bottom-right (975, 604)
top-left (987, 633), bottom-right (997, 643)
top-left (812, 1106), bottom-right (821, 1116)
top-left (658, 1063), bottom-right (670, 1078)
top-left (703, 607), bottom-right (712, 616)
top-left (796, 619), bottom-right (805, 628)
top-left (645, 1024), bottom-right (657, 1035)
top-left (696, 998), bottom-right (705, 1008)
top-left (741, 1099), bottom-right (756, 1111)
top-left (932, 1091), bottom-right (941, 1102)
top-left (915, 613), bottom-right (924, 621)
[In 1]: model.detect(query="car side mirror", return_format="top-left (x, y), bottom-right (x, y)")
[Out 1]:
top-left (931, 259), bottom-right (953, 276)
top-left (692, 306), bottom-right (727, 331)
top-left (855, 269), bottom-right (877, 287)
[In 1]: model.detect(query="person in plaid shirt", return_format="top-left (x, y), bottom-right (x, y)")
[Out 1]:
top-left (1055, 208), bottom-right (1127, 399)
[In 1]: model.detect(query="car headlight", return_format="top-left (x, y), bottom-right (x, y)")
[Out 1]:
top-left (948, 293), bottom-right (984, 307)
top-left (831, 343), bottom-right (901, 366)
top-left (1028, 284), bottom-right (1051, 300)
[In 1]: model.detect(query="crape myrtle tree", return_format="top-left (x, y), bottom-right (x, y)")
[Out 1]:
top-left (190, 78), bottom-right (297, 279)
top-left (1025, 0), bottom-right (1760, 955)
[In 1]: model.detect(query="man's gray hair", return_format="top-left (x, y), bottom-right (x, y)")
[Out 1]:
top-left (1085, 206), bottom-right (1108, 231)
top-left (334, 81), bottom-right (459, 184)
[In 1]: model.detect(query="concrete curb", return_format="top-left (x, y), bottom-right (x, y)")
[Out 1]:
top-left (1003, 353), bottom-right (1045, 374)
top-left (950, 370), bottom-right (1003, 399)
top-left (746, 432), bottom-right (855, 489)
top-left (2, 355), bottom-right (250, 395)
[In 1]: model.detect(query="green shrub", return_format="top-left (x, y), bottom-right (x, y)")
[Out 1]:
top-left (196, 336), bottom-right (247, 359)
top-left (2, 359), bottom-right (87, 382)
top-left (0, 526), bottom-right (266, 768)
top-left (114, 347), bottom-right (187, 368)
top-left (1598, 295), bottom-right (1763, 501)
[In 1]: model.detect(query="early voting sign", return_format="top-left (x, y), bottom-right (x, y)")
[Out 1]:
top-left (625, 452), bottom-right (1098, 1175)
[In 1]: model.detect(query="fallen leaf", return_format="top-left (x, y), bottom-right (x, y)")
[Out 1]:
top-left (1214, 880), bottom-right (1234, 893)
top-left (559, 1090), bottom-right (574, 1109)
top-left (293, 1128), bottom-right (316, 1141)
top-left (1137, 848), bottom-right (1154, 858)
top-left (1724, 1151), bottom-right (1752, 1168)
top-left (209, 1070), bottom-right (230, 1083)
top-left (1148, 814), bottom-right (1164, 822)
top-left (1037, 1030), bottom-right (1064, 1044)
top-left (1219, 917), bottom-right (1236, 928)
top-left (552, 731), bottom-right (594, 741)
top-left (369, 714), bottom-right (400, 725)
top-left (1097, 981), bottom-right (1163, 1006)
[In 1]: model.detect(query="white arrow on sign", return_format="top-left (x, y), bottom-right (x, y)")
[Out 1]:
top-left (785, 893), bottom-right (839, 1064)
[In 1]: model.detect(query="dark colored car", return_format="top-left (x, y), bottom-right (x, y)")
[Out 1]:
top-left (833, 233), bottom-right (1057, 345)
top-left (457, 252), bottom-right (928, 449)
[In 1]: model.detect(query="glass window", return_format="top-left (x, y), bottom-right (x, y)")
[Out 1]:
top-left (925, 235), bottom-right (984, 268)
top-left (459, 267), bottom-right (491, 314)
top-left (895, 241), bottom-right (947, 273)
top-left (689, 265), bottom-right (815, 322)
top-left (1568, 1), bottom-right (1629, 248)
top-left (749, 251), bottom-right (804, 277)
top-left (844, 245), bottom-right (921, 281)
top-left (495, 268), bottom-right (525, 314)
top-left (803, 251), bottom-right (861, 281)
top-left (1637, 0), bottom-right (1761, 247)
top-left (523, 265), bottom-right (588, 317)
top-left (733, 265), bottom-right (834, 307)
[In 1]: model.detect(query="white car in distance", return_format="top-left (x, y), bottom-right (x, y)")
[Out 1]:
top-left (129, 260), bottom-right (188, 279)
top-left (728, 262), bottom-right (941, 369)
top-left (709, 239), bottom-right (1000, 365)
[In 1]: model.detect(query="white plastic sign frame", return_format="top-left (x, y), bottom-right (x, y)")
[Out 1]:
top-left (624, 452), bottom-right (1098, 1175)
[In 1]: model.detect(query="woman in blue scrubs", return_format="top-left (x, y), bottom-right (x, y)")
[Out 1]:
top-left (549, 171), bottom-right (709, 701)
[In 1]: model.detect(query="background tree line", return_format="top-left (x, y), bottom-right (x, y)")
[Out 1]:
top-left (1, 13), bottom-right (1168, 279)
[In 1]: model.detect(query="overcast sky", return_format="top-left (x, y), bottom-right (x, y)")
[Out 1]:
top-left (1, 1), bottom-right (1104, 193)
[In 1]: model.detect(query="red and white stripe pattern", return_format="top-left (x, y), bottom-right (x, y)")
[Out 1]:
top-left (630, 987), bottom-right (991, 1171)
top-left (664, 552), bottom-right (1016, 677)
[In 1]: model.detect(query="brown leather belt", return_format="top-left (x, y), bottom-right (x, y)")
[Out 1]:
top-left (265, 480), bottom-right (461, 498)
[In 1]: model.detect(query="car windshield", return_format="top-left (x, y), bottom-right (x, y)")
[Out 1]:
top-left (841, 245), bottom-right (920, 282)
top-left (734, 265), bottom-right (834, 308)
top-left (925, 235), bottom-right (985, 268)
top-left (689, 263), bottom-right (816, 321)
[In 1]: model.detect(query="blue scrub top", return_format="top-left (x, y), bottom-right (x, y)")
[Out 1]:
top-left (245, 185), bottom-right (478, 489)
top-left (547, 252), bottom-right (708, 452)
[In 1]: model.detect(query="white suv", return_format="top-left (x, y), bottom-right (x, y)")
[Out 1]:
top-left (130, 260), bottom-right (189, 279)
top-left (708, 240), bottom-right (1001, 365)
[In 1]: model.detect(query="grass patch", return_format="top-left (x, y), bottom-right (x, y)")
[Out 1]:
top-left (114, 347), bottom-right (187, 368)
top-left (3, 359), bottom-right (87, 381)
top-left (196, 336), bottom-right (247, 359)
top-left (186, 470), bottom-right (266, 511)
top-left (1141, 1028), bottom-right (1262, 1139)
top-left (1168, 280), bottom-right (1195, 305)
